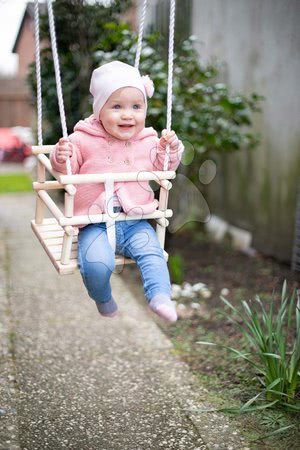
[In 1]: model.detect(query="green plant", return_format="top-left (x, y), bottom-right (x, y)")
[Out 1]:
top-left (28, 0), bottom-right (131, 143)
top-left (96, 25), bottom-right (263, 184)
top-left (198, 281), bottom-right (300, 411)
top-left (168, 254), bottom-right (185, 284)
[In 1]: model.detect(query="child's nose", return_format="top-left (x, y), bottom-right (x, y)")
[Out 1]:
top-left (121, 109), bottom-right (133, 119)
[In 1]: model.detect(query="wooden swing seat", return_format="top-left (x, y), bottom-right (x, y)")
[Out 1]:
top-left (31, 146), bottom-right (174, 275)
top-left (32, 0), bottom-right (177, 276)
top-left (31, 217), bottom-right (136, 275)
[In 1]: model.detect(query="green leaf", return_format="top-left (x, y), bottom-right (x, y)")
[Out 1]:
top-left (254, 424), bottom-right (296, 441)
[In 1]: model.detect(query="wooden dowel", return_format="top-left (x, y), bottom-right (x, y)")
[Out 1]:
top-left (64, 225), bottom-right (76, 237)
top-left (59, 170), bottom-right (176, 185)
top-left (65, 192), bottom-right (74, 218)
top-left (37, 153), bottom-right (62, 181)
top-left (38, 190), bottom-right (65, 221)
top-left (32, 145), bottom-right (56, 155)
top-left (61, 233), bottom-right (73, 265)
top-left (158, 187), bottom-right (169, 212)
top-left (156, 223), bottom-right (167, 249)
top-left (157, 179), bottom-right (172, 190)
top-left (36, 155), bottom-right (76, 195)
top-left (156, 186), bottom-right (170, 249)
top-left (59, 209), bottom-right (173, 227)
top-left (33, 180), bottom-right (76, 196)
top-left (156, 217), bottom-right (169, 227)
top-left (35, 196), bottom-right (45, 224)
top-left (37, 160), bottom-right (45, 183)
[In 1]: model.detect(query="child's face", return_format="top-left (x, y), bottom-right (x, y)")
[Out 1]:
top-left (99, 87), bottom-right (146, 140)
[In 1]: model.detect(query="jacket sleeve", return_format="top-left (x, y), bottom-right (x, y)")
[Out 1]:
top-left (50, 133), bottom-right (83, 174)
top-left (152, 137), bottom-right (184, 171)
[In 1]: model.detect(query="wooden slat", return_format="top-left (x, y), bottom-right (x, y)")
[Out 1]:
top-left (31, 219), bottom-right (136, 275)
top-left (47, 243), bottom-right (77, 253)
top-left (44, 236), bottom-right (78, 246)
top-left (40, 230), bottom-right (65, 239)
top-left (52, 251), bottom-right (78, 261)
top-left (31, 219), bottom-right (77, 275)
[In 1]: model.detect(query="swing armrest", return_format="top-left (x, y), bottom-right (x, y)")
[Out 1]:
top-left (32, 145), bottom-right (56, 155)
top-left (36, 153), bottom-right (76, 196)
top-left (58, 170), bottom-right (176, 185)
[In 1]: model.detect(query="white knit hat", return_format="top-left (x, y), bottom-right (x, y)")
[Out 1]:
top-left (90, 61), bottom-right (154, 119)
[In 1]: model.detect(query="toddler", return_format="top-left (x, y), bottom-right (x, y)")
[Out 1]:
top-left (51, 61), bottom-right (184, 322)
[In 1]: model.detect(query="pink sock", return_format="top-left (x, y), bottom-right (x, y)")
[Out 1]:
top-left (149, 294), bottom-right (177, 323)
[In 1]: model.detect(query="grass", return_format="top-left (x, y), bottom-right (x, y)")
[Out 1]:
top-left (0, 172), bottom-right (32, 193)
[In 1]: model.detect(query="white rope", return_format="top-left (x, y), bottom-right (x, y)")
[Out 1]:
top-left (163, 0), bottom-right (176, 171)
top-left (134, 0), bottom-right (148, 69)
top-left (46, 0), bottom-right (72, 175)
top-left (34, 0), bottom-right (43, 146)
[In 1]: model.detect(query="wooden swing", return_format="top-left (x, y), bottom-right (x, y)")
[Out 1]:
top-left (31, 0), bottom-right (177, 275)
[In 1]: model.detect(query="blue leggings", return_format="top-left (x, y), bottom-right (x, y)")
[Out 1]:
top-left (77, 219), bottom-right (171, 304)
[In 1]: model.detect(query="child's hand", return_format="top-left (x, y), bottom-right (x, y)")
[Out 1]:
top-left (55, 137), bottom-right (73, 163)
top-left (159, 129), bottom-right (180, 151)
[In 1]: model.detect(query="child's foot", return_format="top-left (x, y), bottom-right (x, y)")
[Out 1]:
top-left (95, 297), bottom-right (118, 317)
top-left (149, 294), bottom-right (177, 323)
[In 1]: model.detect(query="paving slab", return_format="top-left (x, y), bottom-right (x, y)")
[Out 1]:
top-left (0, 193), bottom-right (250, 450)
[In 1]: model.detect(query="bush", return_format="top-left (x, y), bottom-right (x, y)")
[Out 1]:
top-left (94, 24), bottom-right (263, 183)
top-left (28, 0), bottom-right (131, 143)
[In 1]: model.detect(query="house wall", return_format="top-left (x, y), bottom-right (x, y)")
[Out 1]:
top-left (0, 78), bottom-right (34, 128)
top-left (191, 0), bottom-right (300, 262)
top-left (15, 14), bottom-right (35, 80)
top-left (0, 12), bottom-right (35, 128)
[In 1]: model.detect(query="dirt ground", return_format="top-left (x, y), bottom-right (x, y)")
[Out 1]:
top-left (123, 228), bottom-right (300, 449)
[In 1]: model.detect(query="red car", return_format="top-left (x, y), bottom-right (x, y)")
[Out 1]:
top-left (0, 128), bottom-right (31, 162)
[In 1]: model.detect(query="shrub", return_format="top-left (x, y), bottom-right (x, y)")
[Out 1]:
top-left (95, 24), bottom-right (263, 183)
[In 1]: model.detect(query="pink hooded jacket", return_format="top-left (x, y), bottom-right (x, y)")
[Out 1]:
top-left (50, 115), bottom-right (183, 219)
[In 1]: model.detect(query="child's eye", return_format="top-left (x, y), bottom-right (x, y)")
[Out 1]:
top-left (112, 104), bottom-right (121, 109)
top-left (133, 104), bottom-right (141, 110)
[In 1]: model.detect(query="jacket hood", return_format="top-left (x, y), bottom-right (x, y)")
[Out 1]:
top-left (74, 114), bottom-right (157, 141)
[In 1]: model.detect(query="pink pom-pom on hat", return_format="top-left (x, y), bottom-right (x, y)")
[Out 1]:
top-left (90, 61), bottom-right (154, 119)
top-left (142, 75), bottom-right (154, 98)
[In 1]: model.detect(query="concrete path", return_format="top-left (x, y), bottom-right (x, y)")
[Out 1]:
top-left (0, 192), bottom-right (250, 450)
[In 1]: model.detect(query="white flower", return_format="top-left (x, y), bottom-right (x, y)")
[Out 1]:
top-left (192, 282), bottom-right (206, 292)
top-left (191, 302), bottom-right (200, 309)
top-left (201, 289), bottom-right (212, 299)
top-left (221, 288), bottom-right (230, 296)
top-left (177, 303), bottom-right (186, 310)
